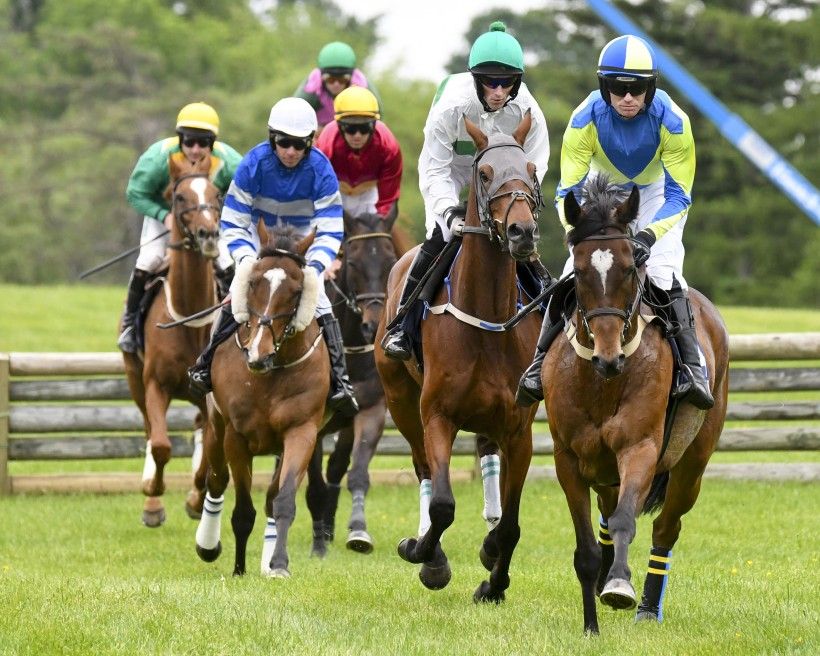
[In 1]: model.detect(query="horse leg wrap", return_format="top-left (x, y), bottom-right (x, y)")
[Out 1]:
top-left (191, 427), bottom-right (203, 474)
top-left (637, 546), bottom-right (672, 621)
top-left (260, 517), bottom-right (277, 575)
top-left (418, 479), bottom-right (432, 537)
top-left (597, 516), bottom-right (615, 594)
top-left (196, 493), bottom-right (224, 550)
top-left (349, 490), bottom-right (366, 532)
top-left (480, 455), bottom-right (501, 531)
top-left (323, 483), bottom-right (342, 541)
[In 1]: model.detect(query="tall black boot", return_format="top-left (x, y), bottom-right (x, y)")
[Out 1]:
top-left (117, 268), bottom-right (150, 353)
top-left (669, 285), bottom-right (715, 410)
top-left (187, 306), bottom-right (239, 397)
top-left (214, 264), bottom-right (234, 302)
top-left (515, 311), bottom-right (564, 406)
top-left (380, 236), bottom-right (445, 361)
top-left (318, 314), bottom-right (360, 418)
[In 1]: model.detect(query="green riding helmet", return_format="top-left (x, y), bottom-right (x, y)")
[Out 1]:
top-left (468, 21), bottom-right (524, 110)
top-left (318, 41), bottom-right (357, 76)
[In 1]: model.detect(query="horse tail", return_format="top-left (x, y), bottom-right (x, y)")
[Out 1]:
top-left (641, 471), bottom-right (669, 515)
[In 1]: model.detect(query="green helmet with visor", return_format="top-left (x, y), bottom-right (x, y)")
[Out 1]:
top-left (468, 21), bottom-right (524, 110)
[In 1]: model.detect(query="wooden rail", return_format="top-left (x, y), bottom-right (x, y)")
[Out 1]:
top-left (2, 332), bottom-right (819, 494)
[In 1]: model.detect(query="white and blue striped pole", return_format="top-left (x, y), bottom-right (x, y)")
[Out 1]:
top-left (587, 0), bottom-right (820, 226)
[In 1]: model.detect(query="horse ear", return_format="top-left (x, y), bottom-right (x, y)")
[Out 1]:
top-left (342, 210), bottom-right (356, 237)
top-left (616, 185), bottom-right (640, 226)
top-left (168, 157), bottom-right (183, 181)
top-left (463, 115), bottom-right (488, 151)
top-left (382, 202), bottom-right (399, 231)
top-left (564, 190), bottom-right (582, 227)
top-left (256, 219), bottom-right (270, 247)
top-left (511, 109), bottom-right (532, 147)
top-left (195, 154), bottom-right (211, 175)
top-left (296, 228), bottom-right (316, 256)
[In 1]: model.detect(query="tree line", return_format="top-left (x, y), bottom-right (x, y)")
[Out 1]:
top-left (1, 0), bottom-right (817, 307)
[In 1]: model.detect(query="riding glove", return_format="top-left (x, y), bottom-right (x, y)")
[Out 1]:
top-left (632, 230), bottom-right (656, 268)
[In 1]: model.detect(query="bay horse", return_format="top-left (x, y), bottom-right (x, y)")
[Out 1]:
top-left (122, 155), bottom-right (221, 527)
top-left (304, 206), bottom-right (407, 554)
top-left (544, 179), bottom-right (729, 634)
top-left (194, 224), bottom-right (330, 578)
top-left (374, 112), bottom-right (543, 601)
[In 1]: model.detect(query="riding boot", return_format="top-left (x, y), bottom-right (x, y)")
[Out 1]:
top-left (380, 237), bottom-right (445, 361)
top-left (117, 268), bottom-right (150, 353)
top-left (214, 264), bottom-right (234, 302)
top-left (669, 286), bottom-right (715, 410)
top-left (187, 306), bottom-right (239, 397)
top-left (515, 311), bottom-right (564, 407)
top-left (317, 314), bottom-right (360, 418)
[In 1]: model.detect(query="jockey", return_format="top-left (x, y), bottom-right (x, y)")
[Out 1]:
top-left (380, 20), bottom-right (551, 361)
top-left (516, 34), bottom-right (714, 410)
top-left (187, 97), bottom-right (359, 418)
top-left (294, 41), bottom-right (382, 136)
top-left (118, 102), bottom-right (242, 353)
top-left (316, 86), bottom-right (402, 218)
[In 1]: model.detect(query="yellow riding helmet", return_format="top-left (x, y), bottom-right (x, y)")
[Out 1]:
top-left (333, 87), bottom-right (380, 122)
top-left (176, 102), bottom-right (220, 136)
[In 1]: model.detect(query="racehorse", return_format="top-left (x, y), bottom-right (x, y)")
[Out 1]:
top-left (194, 223), bottom-right (330, 578)
top-left (122, 155), bottom-right (221, 527)
top-left (374, 112), bottom-right (543, 601)
top-left (543, 178), bottom-right (729, 634)
top-left (304, 207), bottom-right (407, 554)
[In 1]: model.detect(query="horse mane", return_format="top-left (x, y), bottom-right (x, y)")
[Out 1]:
top-left (567, 175), bottom-right (630, 247)
top-left (258, 224), bottom-right (302, 257)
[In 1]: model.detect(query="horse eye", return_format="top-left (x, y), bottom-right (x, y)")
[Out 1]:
top-left (480, 171), bottom-right (490, 183)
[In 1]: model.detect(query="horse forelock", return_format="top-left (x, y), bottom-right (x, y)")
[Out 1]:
top-left (259, 225), bottom-right (301, 256)
top-left (567, 176), bottom-right (630, 246)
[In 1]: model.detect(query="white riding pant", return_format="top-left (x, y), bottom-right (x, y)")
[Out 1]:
top-left (135, 216), bottom-right (233, 274)
top-left (559, 183), bottom-right (689, 291)
top-left (342, 189), bottom-right (378, 217)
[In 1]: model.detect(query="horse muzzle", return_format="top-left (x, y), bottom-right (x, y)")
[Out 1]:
top-left (591, 352), bottom-right (625, 379)
top-left (506, 222), bottom-right (539, 261)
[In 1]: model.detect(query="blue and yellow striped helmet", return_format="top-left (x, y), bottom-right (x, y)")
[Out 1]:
top-left (597, 35), bottom-right (659, 106)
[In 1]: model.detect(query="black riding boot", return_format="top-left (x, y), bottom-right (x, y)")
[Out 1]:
top-left (187, 305), bottom-right (239, 397)
top-left (214, 264), bottom-right (234, 302)
top-left (669, 285), bottom-right (715, 410)
top-left (117, 268), bottom-right (150, 353)
top-left (515, 312), bottom-right (564, 407)
top-left (381, 237), bottom-right (445, 361)
top-left (318, 314), bottom-right (360, 418)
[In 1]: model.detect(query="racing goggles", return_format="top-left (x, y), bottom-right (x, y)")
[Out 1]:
top-left (322, 73), bottom-right (352, 85)
top-left (181, 135), bottom-right (215, 148)
top-left (339, 121), bottom-right (375, 136)
top-left (604, 77), bottom-right (651, 97)
top-left (476, 75), bottom-right (518, 89)
top-left (271, 132), bottom-right (312, 151)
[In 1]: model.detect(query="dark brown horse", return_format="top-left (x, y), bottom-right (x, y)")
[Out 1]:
top-left (543, 179), bottom-right (729, 634)
top-left (195, 224), bottom-right (330, 578)
top-left (375, 113), bottom-right (542, 601)
top-left (304, 207), bottom-right (407, 554)
top-left (122, 155), bottom-right (221, 527)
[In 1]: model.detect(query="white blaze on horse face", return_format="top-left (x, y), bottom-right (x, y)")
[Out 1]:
top-left (591, 249), bottom-right (614, 293)
top-left (248, 268), bottom-right (287, 361)
top-left (189, 177), bottom-right (216, 222)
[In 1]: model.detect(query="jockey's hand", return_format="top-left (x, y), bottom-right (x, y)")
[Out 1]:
top-left (324, 258), bottom-right (342, 281)
top-left (632, 230), bottom-right (656, 267)
top-left (443, 206), bottom-right (464, 228)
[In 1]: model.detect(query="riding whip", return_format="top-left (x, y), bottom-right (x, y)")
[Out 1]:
top-left (157, 298), bottom-right (228, 329)
top-left (502, 278), bottom-right (561, 331)
top-left (78, 229), bottom-right (171, 279)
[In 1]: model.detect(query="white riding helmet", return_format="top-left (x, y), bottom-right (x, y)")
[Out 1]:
top-left (267, 97), bottom-right (318, 137)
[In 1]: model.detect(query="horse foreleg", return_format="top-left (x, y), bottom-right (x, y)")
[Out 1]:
top-left (225, 431), bottom-right (255, 577)
top-left (186, 409), bottom-right (209, 520)
top-left (321, 427), bottom-right (352, 543)
top-left (195, 413), bottom-right (229, 564)
top-left (476, 434), bottom-right (502, 532)
top-left (345, 401), bottom-right (386, 554)
top-left (140, 382), bottom-right (173, 526)
top-left (555, 448), bottom-right (601, 635)
top-left (304, 439), bottom-right (329, 558)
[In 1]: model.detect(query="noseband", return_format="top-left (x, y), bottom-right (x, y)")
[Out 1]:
top-left (329, 231), bottom-right (393, 315)
top-left (169, 173), bottom-right (222, 253)
top-left (470, 142), bottom-right (542, 248)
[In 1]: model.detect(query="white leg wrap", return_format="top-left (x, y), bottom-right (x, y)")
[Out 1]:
top-left (141, 442), bottom-right (156, 483)
top-left (418, 479), bottom-right (432, 537)
top-left (195, 493), bottom-right (224, 550)
top-left (191, 428), bottom-right (204, 474)
top-left (260, 517), bottom-right (277, 575)
top-left (481, 454), bottom-right (502, 530)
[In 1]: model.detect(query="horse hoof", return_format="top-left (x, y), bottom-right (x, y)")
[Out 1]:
top-left (184, 490), bottom-right (203, 520)
top-left (267, 568), bottom-right (291, 579)
top-left (142, 507), bottom-right (166, 528)
top-left (397, 537), bottom-right (418, 563)
top-left (311, 540), bottom-right (328, 559)
top-left (600, 578), bottom-right (637, 610)
top-left (479, 544), bottom-right (498, 572)
top-left (196, 541), bottom-right (222, 563)
top-left (419, 561), bottom-right (452, 590)
top-left (346, 530), bottom-right (374, 554)
top-left (473, 580), bottom-right (505, 604)
top-left (635, 610), bottom-right (661, 623)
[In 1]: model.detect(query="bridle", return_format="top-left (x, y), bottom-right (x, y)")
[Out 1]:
top-left (168, 173), bottom-right (222, 254)
top-left (328, 231), bottom-right (394, 316)
top-left (468, 141), bottom-right (542, 248)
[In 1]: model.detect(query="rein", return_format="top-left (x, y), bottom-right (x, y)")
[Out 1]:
top-left (329, 231), bottom-right (393, 316)
top-left (168, 173), bottom-right (222, 253)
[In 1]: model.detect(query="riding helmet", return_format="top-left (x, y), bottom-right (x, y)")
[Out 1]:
top-left (597, 35), bottom-right (659, 107)
top-left (468, 21), bottom-right (524, 109)
top-left (318, 41), bottom-right (357, 76)
top-left (267, 97), bottom-right (318, 138)
top-left (176, 102), bottom-right (220, 136)
top-left (333, 87), bottom-right (380, 122)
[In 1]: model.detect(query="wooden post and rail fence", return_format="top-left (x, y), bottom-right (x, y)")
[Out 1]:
top-left (1, 332), bottom-right (819, 495)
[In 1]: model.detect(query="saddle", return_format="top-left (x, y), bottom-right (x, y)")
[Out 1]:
top-left (134, 272), bottom-right (167, 353)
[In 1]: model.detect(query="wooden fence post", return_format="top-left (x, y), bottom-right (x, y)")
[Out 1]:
top-left (0, 354), bottom-right (10, 495)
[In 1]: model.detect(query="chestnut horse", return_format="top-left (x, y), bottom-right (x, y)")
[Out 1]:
top-left (194, 225), bottom-right (330, 578)
top-left (305, 207), bottom-right (407, 554)
top-left (122, 155), bottom-right (221, 527)
top-left (375, 113), bottom-right (542, 602)
top-left (544, 179), bottom-right (729, 634)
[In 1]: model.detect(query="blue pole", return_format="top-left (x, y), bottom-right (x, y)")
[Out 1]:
top-left (586, 0), bottom-right (820, 226)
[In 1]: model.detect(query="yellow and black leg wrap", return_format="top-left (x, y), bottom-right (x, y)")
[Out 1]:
top-left (637, 546), bottom-right (672, 620)
top-left (596, 516), bottom-right (615, 595)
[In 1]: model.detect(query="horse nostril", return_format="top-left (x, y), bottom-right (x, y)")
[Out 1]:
top-left (508, 224), bottom-right (523, 239)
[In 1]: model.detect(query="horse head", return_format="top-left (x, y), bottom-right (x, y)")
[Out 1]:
top-left (237, 222), bottom-right (319, 374)
top-left (340, 205), bottom-right (399, 343)
top-left (565, 177), bottom-right (642, 379)
top-left (464, 111), bottom-right (541, 260)
top-left (166, 156), bottom-right (221, 259)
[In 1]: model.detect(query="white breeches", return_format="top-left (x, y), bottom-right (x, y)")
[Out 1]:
top-left (135, 215), bottom-right (233, 273)
top-left (342, 189), bottom-right (378, 217)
